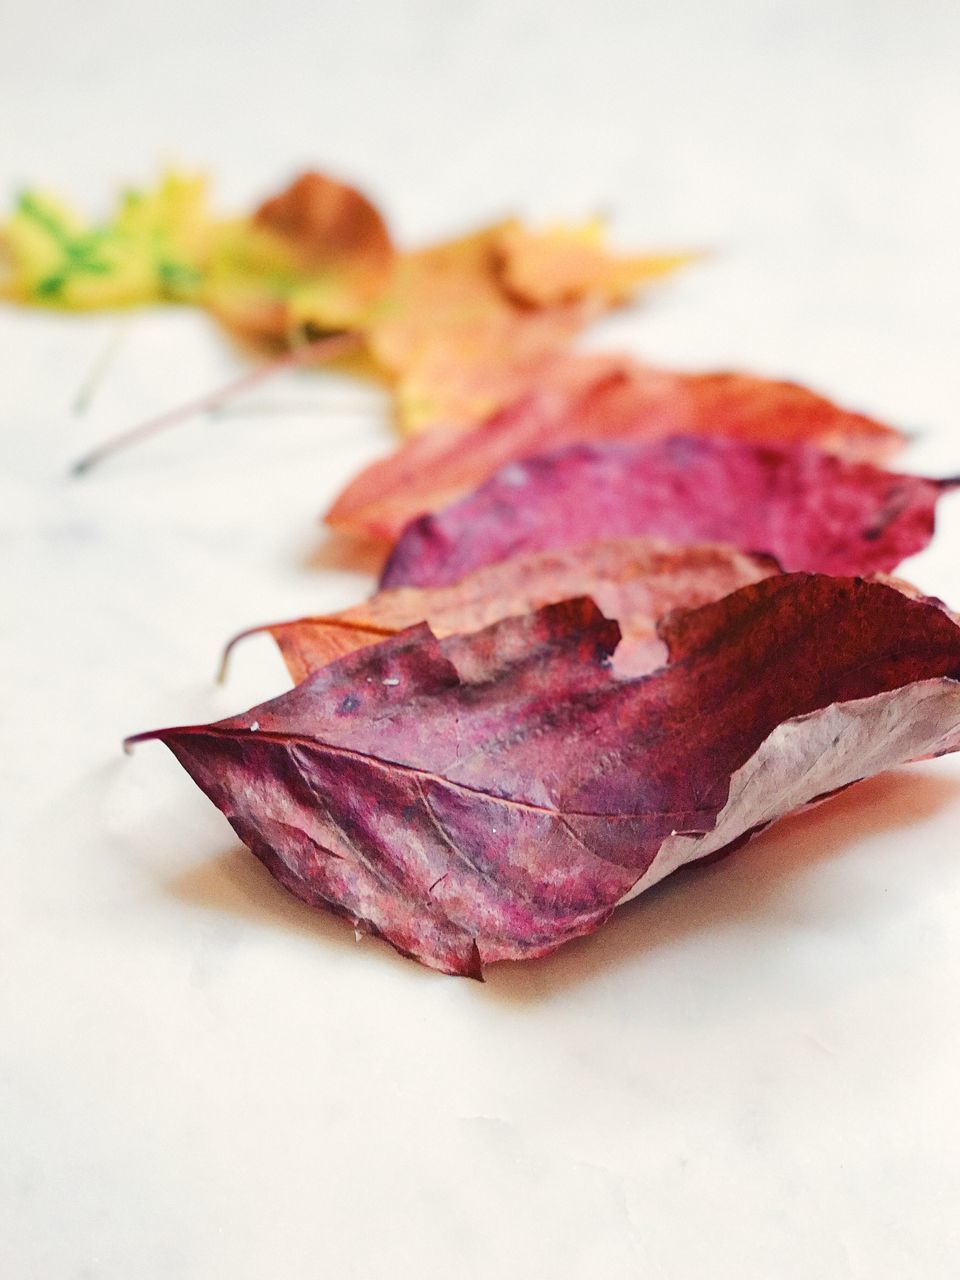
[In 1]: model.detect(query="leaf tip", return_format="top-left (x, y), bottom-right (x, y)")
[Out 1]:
top-left (122, 727), bottom-right (163, 754)
top-left (464, 940), bottom-right (485, 981)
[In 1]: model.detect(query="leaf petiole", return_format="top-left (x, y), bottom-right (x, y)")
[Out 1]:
top-left (69, 330), bottom-right (363, 475)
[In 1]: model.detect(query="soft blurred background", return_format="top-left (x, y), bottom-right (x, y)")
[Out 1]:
top-left (4, 3), bottom-right (960, 1277)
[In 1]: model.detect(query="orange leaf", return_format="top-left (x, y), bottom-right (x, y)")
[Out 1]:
top-left (495, 218), bottom-right (695, 307)
top-left (363, 222), bottom-right (688, 433)
top-left (362, 223), bottom-right (593, 431)
top-left (327, 353), bottom-right (905, 540)
top-left (255, 171), bottom-right (393, 283)
top-left (222, 537), bottom-right (779, 685)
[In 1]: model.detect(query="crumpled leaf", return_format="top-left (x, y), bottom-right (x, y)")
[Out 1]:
top-left (224, 537), bottom-right (780, 684)
top-left (0, 172), bottom-right (211, 308)
top-left (132, 576), bottom-right (960, 976)
top-left (326, 354), bottom-right (905, 540)
top-left (380, 436), bottom-right (953, 588)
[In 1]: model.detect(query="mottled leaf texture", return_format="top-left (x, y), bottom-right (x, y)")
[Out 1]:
top-left (327, 355), bottom-right (904, 540)
top-left (227, 538), bottom-right (779, 684)
top-left (134, 577), bottom-right (960, 976)
top-left (381, 436), bottom-right (952, 589)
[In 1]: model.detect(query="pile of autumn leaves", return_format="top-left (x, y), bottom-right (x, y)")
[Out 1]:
top-left (9, 170), bottom-right (960, 977)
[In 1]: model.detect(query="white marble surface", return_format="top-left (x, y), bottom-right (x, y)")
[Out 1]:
top-left (4, 2), bottom-right (960, 1276)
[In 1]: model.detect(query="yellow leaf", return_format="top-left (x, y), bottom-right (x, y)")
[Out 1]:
top-left (0, 171), bottom-right (211, 309)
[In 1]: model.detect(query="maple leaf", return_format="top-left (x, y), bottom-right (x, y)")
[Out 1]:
top-left (358, 224), bottom-right (688, 433)
top-left (194, 176), bottom-right (684, 412)
top-left (3, 171), bottom-right (692, 469)
top-left (222, 537), bottom-right (780, 685)
top-left (327, 354), bottom-right (906, 540)
top-left (131, 577), bottom-right (960, 976)
top-left (360, 223), bottom-right (592, 431)
top-left (379, 436), bottom-right (953, 588)
top-left (494, 218), bottom-right (692, 307)
top-left (0, 172), bottom-right (211, 308)
top-left (0, 169), bottom-right (393, 332)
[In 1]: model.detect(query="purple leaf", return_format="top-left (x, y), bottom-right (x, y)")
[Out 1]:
top-left (132, 576), bottom-right (960, 976)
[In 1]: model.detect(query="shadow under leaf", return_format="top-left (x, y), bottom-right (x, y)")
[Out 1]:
top-left (167, 768), bottom-right (960, 993)
top-left (168, 842), bottom-right (419, 979)
top-left (485, 768), bottom-right (960, 1002)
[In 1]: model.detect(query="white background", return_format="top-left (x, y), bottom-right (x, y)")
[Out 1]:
top-left (4, 2), bottom-right (960, 1276)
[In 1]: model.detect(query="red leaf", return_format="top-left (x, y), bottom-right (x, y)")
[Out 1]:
top-left (380, 436), bottom-right (953, 589)
top-left (326, 355), bottom-right (905, 541)
top-left (132, 576), bottom-right (960, 976)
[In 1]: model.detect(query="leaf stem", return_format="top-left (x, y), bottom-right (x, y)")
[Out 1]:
top-left (70, 330), bottom-right (362, 476)
top-left (217, 614), bottom-right (394, 683)
top-left (216, 622), bottom-right (276, 683)
top-left (72, 320), bottom-right (130, 416)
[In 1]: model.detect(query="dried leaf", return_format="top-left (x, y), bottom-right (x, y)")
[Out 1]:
top-left (360, 224), bottom-right (683, 433)
top-left (224, 537), bottom-right (779, 684)
top-left (494, 219), bottom-right (695, 307)
top-left (203, 171), bottom-right (395, 342)
top-left (255, 171), bottom-right (393, 281)
top-left (360, 223), bottom-right (592, 431)
top-left (380, 436), bottom-right (952, 588)
top-left (132, 577), bottom-right (960, 976)
top-left (327, 354), bottom-right (904, 540)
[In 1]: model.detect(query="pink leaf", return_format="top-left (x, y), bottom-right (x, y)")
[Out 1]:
top-left (327, 355), bottom-right (905, 541)
top-left (381, 437), bottom-right (953, 588)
